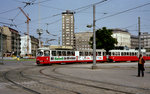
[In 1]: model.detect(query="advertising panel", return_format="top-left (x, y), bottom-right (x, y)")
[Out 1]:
top-left (51, 56), bottom-right (76, 61)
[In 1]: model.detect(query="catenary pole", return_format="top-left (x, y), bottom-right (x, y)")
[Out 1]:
top-left (92, 5), bottom-right (97, 69)
top-left (138, 17), bottom-right (141, 55)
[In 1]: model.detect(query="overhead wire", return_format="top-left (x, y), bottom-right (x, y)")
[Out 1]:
top-left (96, 2), bottom-right (150, 21)
top-left (74, 0), bottom-right (107, 13)
top-left (14, 0), bottom-right (107, 27)
top-left (0, 8), bottom-right (18, 15)
top-left (40, 4), bottom-right (65, 11)
top-left (33, 0), bottom-right (52, 4)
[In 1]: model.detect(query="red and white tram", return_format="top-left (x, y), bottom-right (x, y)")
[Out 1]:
top-left (36, 48), bottom-right (106, 65)
top-left (109, 49), bottom-right (139, 62)
top-left (36, 48), bottom-right (150, 65)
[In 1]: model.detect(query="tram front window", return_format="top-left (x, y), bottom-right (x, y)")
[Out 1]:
top-left (44, 50), bottom-right (50, 56)
top-left (37, 51), bottom-right (43, 56)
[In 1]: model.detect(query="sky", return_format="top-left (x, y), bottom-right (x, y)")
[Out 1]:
top-left (0, 0), bottom-right (150, 45)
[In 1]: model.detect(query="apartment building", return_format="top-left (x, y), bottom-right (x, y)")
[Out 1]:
top-left (0, 26), bottom-right (21, 56)
top-left (141, 32), bottom-right (150, 52)
top-left (75, 32), bottom-right (93, 50)
top-left (20, 35), bottom-right (39, 56)
top-left (62, 10), bottom-right (75, 49)
top-left (112, 29), bottom-right (131, 48)
top-left (131, 35), bottom-right (144, 49)
top-left (0, 27), bottom-right (7, 56)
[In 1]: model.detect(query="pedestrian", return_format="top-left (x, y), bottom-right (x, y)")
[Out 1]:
top-left (137, 54), bottom-right (145, 77)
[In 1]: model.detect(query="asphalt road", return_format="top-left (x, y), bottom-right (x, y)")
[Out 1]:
top-left (0, 60), bottom-right (150, 94)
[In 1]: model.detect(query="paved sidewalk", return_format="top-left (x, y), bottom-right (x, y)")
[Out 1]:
top-left (54, 62), bottom-right (150, 94)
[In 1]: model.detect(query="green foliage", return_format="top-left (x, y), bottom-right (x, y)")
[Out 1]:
top-left (89, 27), bottom-right (118, 54)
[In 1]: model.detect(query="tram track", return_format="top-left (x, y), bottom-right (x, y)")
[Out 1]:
top-left (3, 66), bottom-right (82, 94)
top-left (21, 66), bottom-right (122, 94)
top-left (3, 64), bottom-right (149, 94)
top-left (3, 67), bottom-right (41, 94)
top-left (39, 66), bottom-right (150, 94)
top-left (20, 69), bottom-right (82, 94)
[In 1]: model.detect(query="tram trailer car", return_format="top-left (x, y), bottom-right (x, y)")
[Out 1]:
top-left (143, 52), bottom-right (150, 60)
top-left (109, 50), bottom-right (139, 62)
top-left (109, 49), bottom-right (150, 62)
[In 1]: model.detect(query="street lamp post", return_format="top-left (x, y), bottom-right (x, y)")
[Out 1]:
top-left (92, 4), bottom-right (97, 69)
top-left (37, 29), bottom-right (43, 48)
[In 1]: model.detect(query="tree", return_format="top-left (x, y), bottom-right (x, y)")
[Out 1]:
top-left (89, 27), bottom-right (118, 55)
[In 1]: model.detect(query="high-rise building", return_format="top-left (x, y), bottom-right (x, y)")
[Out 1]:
top-left (62, 10), bottom-right (75, 49)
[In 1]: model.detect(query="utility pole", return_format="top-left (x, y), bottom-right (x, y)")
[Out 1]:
top-left (138, 17), bottom-right (141, 56)
top-left (92, 5), bottom-right (97, 69)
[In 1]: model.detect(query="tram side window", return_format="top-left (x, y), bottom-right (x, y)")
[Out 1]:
top-left (70, 51), bottom-right (75, 56)
top-left (117, 52), bottom-right (120, 56)
top-left (37, 51), bottom-right (43, 56)
top-left (112, 52), bottom-right (115, 56)
top-left (103, 52), bottom-right (106, 56)
top-left (89, 52), bottom-right (93, 56)
top-left (143, 52), bottom-right (146, 56)
top-left (85, 52), bottom-right (88, 56)
top-left (44, 50), bottom-right (50, 56)
top-left (62, 51), bottom-right (66, 56)
top-left (57, 51), bottom-right (62, 56)
top-left (97, 52), bottom-right (101, 56)
top-left (127, 52), bottom-right (129, 56)
top-left (121, 52), bottom-right (123, 56)
top-left (124, 52), bottom-right (126, 56)
top-left (80, 52), bottom-right (83, 56)
top-left (67, 51), bottom-right (71, 56)
top-left (52, 51), bottom-right (56, 56)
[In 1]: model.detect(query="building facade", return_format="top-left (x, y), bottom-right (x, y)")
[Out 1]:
top-left (0, 27), bottom-right (7, 57)
top-left (131, 35), bottom-right (144, 49)
top-left (141, 32), bottom-right (150, 52)
top-left (62, 10), bottom-right (75, 49)
top-left (112, 29), bottom-right (131, 48)
top-left (20, 35), bottom-right (32, 56)
top-left (20, 35), bottom-right (39, 56)
top-left (75, 32), bottom-right (93, 50)
top-left (0, 26), bottom-right (21, 56)
top-left (9, 27), bottom-right (21, 55)
top-left (30, 35), bottom-right (39, 56)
